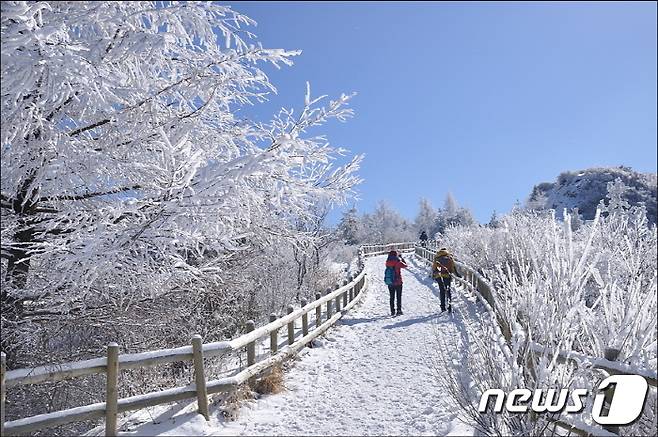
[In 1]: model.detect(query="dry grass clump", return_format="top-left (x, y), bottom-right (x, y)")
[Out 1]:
top-left (217, 385), bottom-right (254, 421)
top-left (216, 364), bottom-right (287, 421)
top-left (253, 364), bottom-right (286, 395)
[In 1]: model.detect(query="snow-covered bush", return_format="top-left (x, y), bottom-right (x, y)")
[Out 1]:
top-left (434, 190), bottom-right (657, 435)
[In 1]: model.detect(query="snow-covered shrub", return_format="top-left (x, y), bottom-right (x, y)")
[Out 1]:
top-left (434, 197), bottom-right (657, 435)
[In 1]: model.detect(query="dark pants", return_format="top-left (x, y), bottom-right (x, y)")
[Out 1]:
top-left (388, 284), bottom-right (402, 314)
top-left (436, 277), bottom-right (452, 310)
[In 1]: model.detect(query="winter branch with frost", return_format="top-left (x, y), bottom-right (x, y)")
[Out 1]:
top-left (1, 1), bottom-right (362, 303)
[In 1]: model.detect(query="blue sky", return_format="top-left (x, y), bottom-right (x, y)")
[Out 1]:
top-left (227, 1), bottom-right (657, 224)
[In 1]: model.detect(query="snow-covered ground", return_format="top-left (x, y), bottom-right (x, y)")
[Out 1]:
top-left (107, 254), bottom-right (482, 436)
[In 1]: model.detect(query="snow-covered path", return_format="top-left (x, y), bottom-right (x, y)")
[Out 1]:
top-left (120, 254), bottom-right (481, 436)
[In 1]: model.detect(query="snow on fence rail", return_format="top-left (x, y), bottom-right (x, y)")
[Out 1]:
top-left (414, 244), bottom-right (657, 437)
top-left (0, 243), bottom-right (415, 437)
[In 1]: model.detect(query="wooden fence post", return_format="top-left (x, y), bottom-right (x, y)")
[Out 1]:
top-left (315, 293), bottom-right (322, 326)
top-left (287, 305), bottom-right (295, 345)
top-left (343, 278), bottom-right (349, 306)
top-left (301, 299), bottom-right (309, 336)
top-left (246, 320), bottom-right (256, 367)
top-left (191, 335), bottom-right (210, 421)
top-left (602, 348), bottom-right (621, 434)
top-left (477, 277), bottom-right (489, 306)
top-left (269, 313), bottom-right (278, 354)
top-left (326, 289), bottom-right (333, 318)
top-left (105, 343), bottom-right (119, 437)
top-left (335, 291), bottom-right (342, 313)
top-left (1, 352), bottom-right (5, 437)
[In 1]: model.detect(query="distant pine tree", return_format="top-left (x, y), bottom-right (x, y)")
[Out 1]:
top-left (414, 198), bottom-right (438, 238)
top-left (488, 210), bottom-right (502, 228)
top-left (338, 206), bottom-right (361, 245)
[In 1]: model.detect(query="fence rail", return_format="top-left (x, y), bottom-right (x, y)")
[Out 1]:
top-left (0, 243), bottom-right (418, 436)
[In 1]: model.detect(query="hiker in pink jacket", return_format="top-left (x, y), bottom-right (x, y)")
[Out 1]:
top-left (384, 250), bottom-right (408, 316)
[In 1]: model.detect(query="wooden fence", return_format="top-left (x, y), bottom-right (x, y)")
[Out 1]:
top-left (414, 245), bottom-right (657, 437)
top-left (0, 243), bottom-right (415, 436)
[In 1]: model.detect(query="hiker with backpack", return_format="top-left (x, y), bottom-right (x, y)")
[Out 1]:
top-left (384, 250), bottom-right (408, 316)
top-left (432, 247), bottom-right (462, 312)
top-left (419, 230), bottom-right (428, 247)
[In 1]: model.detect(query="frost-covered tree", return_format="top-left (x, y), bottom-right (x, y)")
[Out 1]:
top-left (487, 210), bottom-right (502, 228)
top-left (360, 201), bottom-right (415, 244)
top-left (444, 192), bottom-right (458, 217)
top-left (414, 198), bottom-right (438, 239)
top-left (337, 206), bottom-right (361, 245)
top-left (600, 178), bottom-right (632, 216)
top-left (435, 193), bottom-right (477, 234)
top-left (0, 1), bottom-right (362, 364)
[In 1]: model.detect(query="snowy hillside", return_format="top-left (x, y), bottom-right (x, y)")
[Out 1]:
top-left (528, 166), bottom-right (657, 223)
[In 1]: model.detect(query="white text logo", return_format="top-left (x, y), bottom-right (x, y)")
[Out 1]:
top-left (478, 375), bottom-right (648, 426)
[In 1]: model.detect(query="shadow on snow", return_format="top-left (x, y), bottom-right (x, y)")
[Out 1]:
top-left (381, 312), bottom-right (445, 330)
top-left (339, 314), bottom-right (392, 326)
